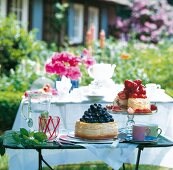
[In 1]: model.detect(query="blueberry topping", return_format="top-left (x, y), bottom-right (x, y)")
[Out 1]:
top-left (80, 103), bottom-right (114, 123)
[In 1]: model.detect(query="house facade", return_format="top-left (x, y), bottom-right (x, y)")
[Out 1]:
top-left (0, 0), bottom-right (131, 45)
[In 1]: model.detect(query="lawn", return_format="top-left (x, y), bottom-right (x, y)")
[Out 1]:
top-left (1, 155), bottom-right (173, 170)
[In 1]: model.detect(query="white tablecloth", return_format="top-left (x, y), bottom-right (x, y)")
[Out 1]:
top-left (7, 89), bottom-right (173, 170)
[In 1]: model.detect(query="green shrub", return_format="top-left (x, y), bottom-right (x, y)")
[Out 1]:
top-left (0, 14), bottom-right (53, 76)
top-left (0, 91), bottom-right (23, 133)
top-left (0, 14), bottom-right (56, 92)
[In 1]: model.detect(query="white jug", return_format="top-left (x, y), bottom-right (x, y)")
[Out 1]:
top-left (21, 92), bottom-right (52, 130)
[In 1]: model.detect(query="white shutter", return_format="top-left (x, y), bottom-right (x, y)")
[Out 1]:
top-left (22, 0), bottom-right (29, 29)
top-left (88, 7), bottom-right (99, 40)
top-left (0, 0), bottom-right (7, 17)
top-left (70, 3), bottom-right (84, 44)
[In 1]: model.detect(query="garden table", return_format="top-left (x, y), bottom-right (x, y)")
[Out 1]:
top-left (3, 130), bottom-right (173, 170)
top-left (7, 86), bottom-right (173, 170)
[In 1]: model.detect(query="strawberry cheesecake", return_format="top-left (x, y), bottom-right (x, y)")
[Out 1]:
top-left (114, 79), bottom-right (152, 113)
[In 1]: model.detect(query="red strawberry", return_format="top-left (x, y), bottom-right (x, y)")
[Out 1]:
top-left (132, 93), bottom-right (138, 98)
top-left (138, 94), bottom-right (147, 98)
top-left (106, 105), bottom-right (113, 110)
top-left (125, 80), bottom-right (134, 89)
top-left (112, 106), bottom-right (122, 112)
top-left (135, 109), bottom-right (151, 113)
top-left (118, 91), bottom-right (127, 100)
top-left (124, 80), bottom-right (130, 89)
top-left (140, 87), bottom-right (146, 94)
top-left (133, 89), bottom-right (140, 95)
top-left (134, 79), bottom-right (142, 86)
top-left (139, 84), bottom-right (145, 90)
top-left (133, 82), bottom-right (138, 89)
top-left (150, 104), bottom-right (157, 111)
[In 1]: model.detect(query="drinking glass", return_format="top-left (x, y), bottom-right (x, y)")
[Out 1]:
top-left (39, 116), bottom-right (60, 140)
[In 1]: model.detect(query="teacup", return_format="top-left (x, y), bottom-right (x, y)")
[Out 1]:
top-left (146, 83), bottom-right (161, 96)
top-left (132, 124), bottom-right (150, 141)
top-left (146, 83), bottom-right (161, 91)
top-left (147, 124), bottom-right (162, 138)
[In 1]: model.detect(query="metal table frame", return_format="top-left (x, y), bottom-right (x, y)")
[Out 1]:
top-left (3, 131), bottom-right (173, 170)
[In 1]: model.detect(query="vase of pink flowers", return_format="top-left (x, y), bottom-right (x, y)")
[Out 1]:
top-left (45, 49), bottom-right (95, 90)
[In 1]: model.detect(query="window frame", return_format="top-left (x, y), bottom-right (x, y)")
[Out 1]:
top-left (9, 0), bottom-right (29, 29)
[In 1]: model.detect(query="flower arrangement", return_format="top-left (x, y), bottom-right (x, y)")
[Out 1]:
top-left (45, 49), bottom-right (95, 80)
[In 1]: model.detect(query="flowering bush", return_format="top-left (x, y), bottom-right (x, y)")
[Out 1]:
top-left (110, 17), bottom-right (131, 40)
top-left (111, 0), bottom-right (173, 43)
top-left (45, 49), bottom-right (95, 80)
top-left (131, 0), bottom-right (173, 43)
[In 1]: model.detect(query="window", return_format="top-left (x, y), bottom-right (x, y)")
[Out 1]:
top-left (9, 0), bottom-right (29, 29)
top-left (0, 0), bottom-right (7, 17)
top-left (88, 7), bottom-right (99, 40)
top-left (69, 3), bottom-right (84, 44)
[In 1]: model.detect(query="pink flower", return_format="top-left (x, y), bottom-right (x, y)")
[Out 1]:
top-left (51, 52), bottom-right (60, 64)
top-left (45, 50), bottom-right (96, 80)
top-left (53, 62), bottom-right (67, 76)
top-left (45, 62), bottom-right (55, 74)
top-left (82, 49), bottom-right (91, 57)
top-left (69, 56), bottom-right (81, 66)
top-left (58, 52), bottom-right (71, 62)
top-left (83, 57), bottom-right (96, 68)
top-left (66, 66), bottom-right (82, 80)
top-left (140, 35), bottom-right (150, 41)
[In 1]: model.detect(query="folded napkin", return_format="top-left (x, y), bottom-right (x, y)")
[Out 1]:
top-left (56, 76), bottom-right (72, 99)
top-left (78, 142), bottom-right (138, 170)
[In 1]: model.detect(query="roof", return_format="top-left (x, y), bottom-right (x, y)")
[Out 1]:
top-left (100, 0), bottom-right (132, 7)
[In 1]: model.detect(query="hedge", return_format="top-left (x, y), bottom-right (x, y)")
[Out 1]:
top-left (0, 92), bottom-right (23, 134)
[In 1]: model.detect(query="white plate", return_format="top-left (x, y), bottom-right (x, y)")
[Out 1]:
top-left (125, 136), bottom-right (158, 144)
top-left (59, 133), bottom-right (115, 144)
top-left (85, 95), bottom-right (104, 102)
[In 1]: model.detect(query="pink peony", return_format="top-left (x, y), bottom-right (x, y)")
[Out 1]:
top-left (66, 66), bottom-right (81, 80)
top-left (53, 62), bottom-right (67, 76)
top-left (69, 56), bottom-right (81, 66)
top-left (82, 48), bottom-right (91, 57)
top-left (45, 50), bottom-right (95, 80)
top-left (51, 52), bottom-right (60, 64)
top-left (58, 52), bottom-right (71, 62)
top-left (45, 62), bottom-right (55, 74)
top-left (83, 57), bottom-right (96, 68)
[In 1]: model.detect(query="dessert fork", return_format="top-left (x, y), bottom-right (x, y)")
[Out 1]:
top-left (111, 132), bottom-right (127, 148)
top-left (53, 138), bottom-right (75, 146)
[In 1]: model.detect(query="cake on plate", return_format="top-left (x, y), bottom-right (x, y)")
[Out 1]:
top-left (75, 103), bottom-right (118, 139)
top-left (113, 79), bottom-right (152, 113)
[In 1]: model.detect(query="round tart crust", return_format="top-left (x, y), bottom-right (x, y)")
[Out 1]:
top-left (75, 121), bottom-right (118, 139)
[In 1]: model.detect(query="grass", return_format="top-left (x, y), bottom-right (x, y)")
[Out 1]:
top-left (1, 155), bottom-right (173, 170)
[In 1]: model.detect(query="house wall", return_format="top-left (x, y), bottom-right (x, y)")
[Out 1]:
top-left (42, 0), bottom-right (56, 44)
top-left (31, 0), bottom-right (129, 46)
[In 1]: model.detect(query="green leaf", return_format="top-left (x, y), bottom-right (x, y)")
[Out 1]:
top-left (12, 133), bottom-right (21, 144)
top-left (34, 132), bottom-right (47, 142)
top-left (20, 128), bottom-right (29, 137)
top-left (31, 139), bottom-right (41, 145)
top-left (0, 135), bottom-right (5, 156)
top-left (22, 135), bottom-right (29, 140)
top-left (0, 146), bottom-right (5, 156)
top-left (29, 131), bottom-right (34, 137)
